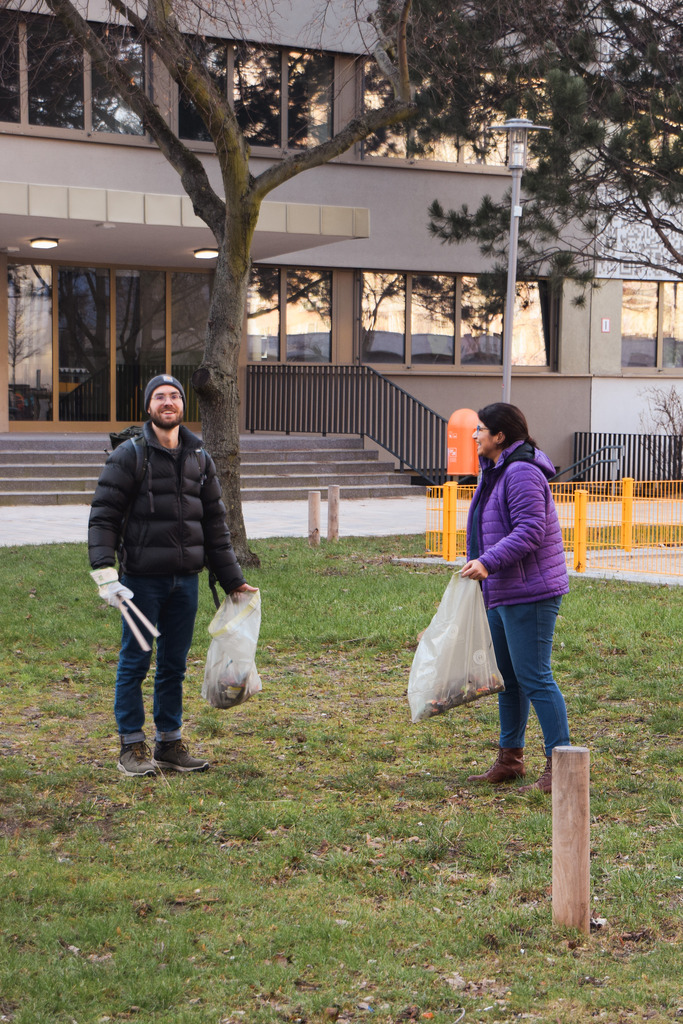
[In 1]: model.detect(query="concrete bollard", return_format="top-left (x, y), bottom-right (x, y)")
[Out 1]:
top-left (552, 745), bottom-right (591, 933)
top-left (328, 485), bottom-right (340, 540)
top-left (308, 490), bottom-right (321, 547)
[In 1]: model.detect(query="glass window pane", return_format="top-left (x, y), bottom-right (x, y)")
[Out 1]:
top-left (361, 272), bottom-right (406, 363)
top-left (661, 282), bottom-right (683, 368)
top-left (8, 264), bottom-right (53, 421)
top-left (115, 270), bottom-right (165, 421)
top-left (511, 281), bottom-right (549, 367)
top-left (27, 17), bottom-right (84, 129)
top-left (178, 38), bottom-right (227, 142)
top-left (171, 271), bottom-right (213, 420)
top-left (0, 15), bottom-right (20, 123)
top-left (411, 274), bottom-right (455, 364)
top-left (362, 60), bottom-right (406, 158)
top-left (58, 267), bottom-right (110, 421)
top-left (234, 45), bottom-right (281, 147)
top-left (622, 280), bottom-right (657, 367)
top-left (288, 51), bottom-right (333, 148)
top-left (286, 269), bottom-right (332, 362)
top-left (247, 266), bottom-right (280, 361)
top-left (460, 276), bottom-right (502, 365)
top-left (91, 25), bottom-right (144, 136)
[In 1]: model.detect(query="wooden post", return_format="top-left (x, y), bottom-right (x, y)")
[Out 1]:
top-left (308, 491), bottom-right (321, 547)
top-left (552, 746), bottom-right (591, 933)
top-left (328, 484), bottom-right (340, 540)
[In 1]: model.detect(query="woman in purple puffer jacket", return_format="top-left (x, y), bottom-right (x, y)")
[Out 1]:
top-left (461, 403), bottom-right (570, 793)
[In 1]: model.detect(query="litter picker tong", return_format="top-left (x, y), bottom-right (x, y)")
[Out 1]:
top-left (115, 596), bottom-right (161, 653)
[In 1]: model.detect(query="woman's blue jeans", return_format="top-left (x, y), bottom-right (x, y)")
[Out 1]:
top-left (115, 574), bottom-right (199, 745)
top-left (487, 597), bottom-right (570, 756)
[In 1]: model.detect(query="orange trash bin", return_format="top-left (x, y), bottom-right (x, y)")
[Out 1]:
top-left (447, 408), bottom-right (479, 476)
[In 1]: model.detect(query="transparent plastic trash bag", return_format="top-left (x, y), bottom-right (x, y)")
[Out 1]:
top-left (202, 589), bottom-right (262, 709)
top-left (408, 574), bottom-right (504, 723)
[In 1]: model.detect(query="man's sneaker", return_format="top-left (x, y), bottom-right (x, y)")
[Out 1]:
top-left (118, 741), bottom-right (157, 777)
top-left (153, 740), bottom-right (209, 773)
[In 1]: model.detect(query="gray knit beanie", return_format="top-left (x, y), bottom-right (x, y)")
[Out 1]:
top-left (144, 374), bottom-right (186, 411)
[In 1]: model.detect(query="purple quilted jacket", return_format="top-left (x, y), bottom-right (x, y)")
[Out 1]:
top-left (466, 440), bottom-right (569, 609)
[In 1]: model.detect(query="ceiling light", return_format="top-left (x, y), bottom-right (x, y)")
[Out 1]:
top-left (193, 247), bottom-right (218, 259)
top-left (30, 237), bottom-right (59, 249)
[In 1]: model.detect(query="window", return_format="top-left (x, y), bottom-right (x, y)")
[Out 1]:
top-left (178, 38), bottom-right (228, 142)
top-left (0, 14), bottom-right (20, 123)
top-left (286, 269), bottom-right (332, 361)
top-left (91, 25), bottom-right (144, 136)
top-left (361, 273), bottom-right (406, 363)
top-left (115, 270), bottom-right (166, 421)
top-left (411, 274), bottom-right (455, 365)
top-left (234, 44), bottom-right (282, 147)
top-left (622, 280), bottom-right (683, 369)
top-left (27, 18), bottom-right (84, 129)
top-left (247, 266), bottom-right (280, 361)
top-left (171, 272), bottom-right (213, 420)
top-left (8, 264), bottom-right (53, 421)
top-left (288, 51), bottom-right (334, 148)
top-left (58, 267), bottom-right (110, 421)
top-left (461, 277), bottom-right (502, 365)
top-left (622, 281), bottom-right (659, 367)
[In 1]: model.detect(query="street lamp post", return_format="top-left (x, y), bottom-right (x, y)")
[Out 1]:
top-left (497, 118), bottom-right (549, 404)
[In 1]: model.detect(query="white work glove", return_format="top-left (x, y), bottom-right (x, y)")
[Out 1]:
top-left (90, 567), bottom-right (134, 608)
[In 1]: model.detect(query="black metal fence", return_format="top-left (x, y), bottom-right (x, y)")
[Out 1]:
top-left (246, 364), bottom-right (449, 485)
top-left (573, 432), bottom-right (683, 481)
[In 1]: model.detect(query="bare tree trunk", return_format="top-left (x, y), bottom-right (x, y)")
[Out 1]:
top-left (192, 245), bottom-right (258, 567)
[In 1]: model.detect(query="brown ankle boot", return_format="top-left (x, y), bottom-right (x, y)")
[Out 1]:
top-left (518, 755), bottom-right (553, 793)
top-left (467, 747), bottom-right (526, 784)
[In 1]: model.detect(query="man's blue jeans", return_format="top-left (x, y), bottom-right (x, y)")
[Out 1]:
top-left (115, 574), bottom-right (199, 745)
top-left (487, 597), bottom-right (570, 756)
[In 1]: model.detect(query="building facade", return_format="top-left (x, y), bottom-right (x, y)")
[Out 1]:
top-left (2, 4), bottom-right (682, 473)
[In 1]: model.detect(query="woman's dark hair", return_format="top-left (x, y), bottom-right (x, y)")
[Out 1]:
top-left (478, 403), bottom-right (537, 447)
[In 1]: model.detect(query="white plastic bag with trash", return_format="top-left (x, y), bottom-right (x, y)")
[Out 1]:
top-left (202, 589), bottom-right (262, 709)
top-left (408, 574), bottom-right (504, 723)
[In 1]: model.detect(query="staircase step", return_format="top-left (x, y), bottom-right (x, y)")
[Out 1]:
top-left (0, 433), bottom-right (426, 506)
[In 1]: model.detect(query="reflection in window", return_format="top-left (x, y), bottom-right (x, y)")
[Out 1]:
top-left (91, 25), bottom-right (144, 135)
top-left (171, 272), bottom-right (213, 419)
top-left (234, 45), bottom-right (281, 146)
top-left (59, 267), bottom-right (110, 421)
top-left (461, 277), bottom-right (502, 365)
top-left (286, 270), bottom-right (332, 361)
top-left (512, 281), bottom-right (550, 367)
top-left (361, 273), bottom-right (406, 363)
top-left (0, 15), bottom-right (20, 123)
top-left (116, 270), bottom-right (165, 420)
top-left (27, 17), bottom-right (84, 129)
top-left (8, 264), bottom-right (53, 421)
top-left (288, 51), bottom-right (333, 148)
top-left (178, 38), bottom-right (228, 142)
top-left (362, 60), bottom-right (406, 158)
top-left (248, 267), bottom-right (280, 361)
top-left (622, 280), bottom-right (657, 367)
top-left (661, 282), bottom-right (683, 368)
top-left (411, 274), bottom-right (455, 364)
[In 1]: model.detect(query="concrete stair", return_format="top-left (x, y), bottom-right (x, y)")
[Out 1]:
top-left (0, 434), bottom-right (423, 505)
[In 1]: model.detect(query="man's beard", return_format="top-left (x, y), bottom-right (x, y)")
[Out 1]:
top-left (149, 409), bottom-right (183, 431)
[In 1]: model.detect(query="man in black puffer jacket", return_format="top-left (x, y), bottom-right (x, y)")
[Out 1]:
top-left (88, 374), bottom-right (256, 778)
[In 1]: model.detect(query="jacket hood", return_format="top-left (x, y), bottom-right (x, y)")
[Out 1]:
top-left (480, 439), bottom-right (556, 480)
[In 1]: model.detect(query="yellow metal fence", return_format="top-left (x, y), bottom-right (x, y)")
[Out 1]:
top-left (426, 479), bottom-right (683, 577)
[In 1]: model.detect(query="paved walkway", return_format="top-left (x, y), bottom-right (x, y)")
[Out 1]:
top-left (1, 497), bottom-right (680, 584)
top-left (0, 496), bottom-right (429, 546)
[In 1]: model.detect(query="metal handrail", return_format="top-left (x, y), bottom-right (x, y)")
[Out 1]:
top-left (245, 363), bottom-right (449, 485)
top-left (550, 444), bottom-right (624, 482)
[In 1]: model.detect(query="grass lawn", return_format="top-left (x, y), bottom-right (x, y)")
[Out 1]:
top-left (0, 536), bottom-right (681, 1024)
